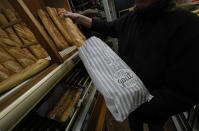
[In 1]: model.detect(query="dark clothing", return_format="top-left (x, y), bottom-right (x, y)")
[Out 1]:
top-left (91, 0), bottom-right (199, 130)
top-left (92, 1), bottom-right (199, 108)
top-left (128, 92), bottom-right (192, 131)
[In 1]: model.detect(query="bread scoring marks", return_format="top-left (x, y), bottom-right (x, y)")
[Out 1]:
top-left (101, 44), bottom-right (137, 88)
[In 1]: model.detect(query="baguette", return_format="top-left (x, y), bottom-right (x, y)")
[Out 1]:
top-left (0, 45), bottom-right (23, 73)
top-left (2, 60), bottom-right (23, 73)
top-left (13, 23), bottom-right (48, 59)
top-left (0, 44), bottom-right (36, 68)
top-left (0, 59), bottom-right (50, 94)
top-left (0, 64), bottom-right (10, 82)
top-left (48, 88), bottom-right (81, 121)
top-left (0, 27), bottom-right (37, 61)
top-left (0, 12), bottom-right (23, 46)
top-left (46, 7), bottom-right (73, 45)
top-left (0, 28), bottom-right (37, 67)
top-left (57, 8), bottom-right (86, 41)
top-left (57, 8), bottom-right (85, 47)
top-left (0, 27), bottom-right (17, 47)
top-left (3, 9), bottom-right (48, 59)
top-left (47, 88), bottom-right (71, 118)
top-left (58, 89), bottom-right (81, 121)
top-left (37, 9), bottom-right (69, 50)
top-left (54, 89), bottom-right (76, 120)
top-left (0, 46), bottom-right (15, 63)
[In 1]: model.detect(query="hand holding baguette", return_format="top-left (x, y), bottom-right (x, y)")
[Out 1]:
top-left (58, 10), bottom-right (92, 29)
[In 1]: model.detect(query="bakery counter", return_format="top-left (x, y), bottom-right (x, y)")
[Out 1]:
top-left (0, 49), bottom-right (79, 131)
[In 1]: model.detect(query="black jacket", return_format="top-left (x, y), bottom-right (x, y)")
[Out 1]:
top-left (91, 1), bottom-right (199, 106)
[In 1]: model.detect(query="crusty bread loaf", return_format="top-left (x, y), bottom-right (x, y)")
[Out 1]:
top-left (57, 8), bottom-right (86, 41)
top-left (47, 88), bottom-right (71, 118)
top-left (0, 28), bottom-right (37, 67)
top-left (0, 64), bottom-right (10, 82)
top-left (47, 88), bottom-right (81, 121)
top-left (3, 9), bottom-right (48, 59)
top-left (7, 48), bottom-right (36, 67)
top-left (46, 7), bottom-right (73, 45)
top-left (58, 89), bottom-right (81, 121)
top-left (0, 27), bottom-right (37, 61)
top-left (0, 59), bottom-right (50, 94)
top-left (57, 8), bottom-right (85, 47)
top-left (0, 27), bottom-right (17, 47)
top-left (0, 45), bottom-right (15, 63)
top-left (0, 12), bottom-right (23, 47)
top-left (37, 9), bottom-right (69, 51)
top-left (0, 45), bottom-right (23, 73)
top-left (2, 60), bottom-right (23, 73)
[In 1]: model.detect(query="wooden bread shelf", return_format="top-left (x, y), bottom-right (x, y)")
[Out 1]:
top-left (0, 0), bottom-right (108, 130)
top-left (9, 0), bottom-right (64, 64)
top-left (8, 0), bottom-right (82, 64)
top-left (0, 51), bottom-right (79, 130)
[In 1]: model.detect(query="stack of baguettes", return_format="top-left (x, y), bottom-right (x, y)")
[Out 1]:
top-left (0, 9), bottom-right (50, 94)
top-left (37, 7), bottom-right (86, 48)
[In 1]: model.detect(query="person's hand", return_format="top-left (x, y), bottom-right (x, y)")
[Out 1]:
top-left (58, 10), bottom-right (92, 28)
top-left (58, 10), bottom-right (80, 23)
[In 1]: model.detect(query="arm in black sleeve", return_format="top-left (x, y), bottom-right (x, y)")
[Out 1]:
top-left (91, 13), bottom-right (132, 38)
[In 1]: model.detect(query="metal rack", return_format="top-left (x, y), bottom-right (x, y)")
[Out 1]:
top-left (172, 105), bottom-right (199, 131)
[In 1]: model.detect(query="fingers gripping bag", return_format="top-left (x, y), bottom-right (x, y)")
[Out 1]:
top-left (79, 36), bottom-right (153, 121)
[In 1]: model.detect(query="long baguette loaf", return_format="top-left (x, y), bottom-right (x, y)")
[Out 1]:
top-left (54, 89), bottom-right (76, 120)
top-left (2, 60), bottom-right (23, 73)
top-left (0, 46), bottom-right (15, 63)
top-left (0, 64), bottom-right (10, 82)
top-left (0, 27), bottom-right (17, 47)
top-left (0, 27), bottom-right (37, 61)
top-left (58, 89), bottom-right (81, 121)
top-left (7, 48), bottom-right (36, 67)
top-left (46, 7), bottom-right (73, 45)
top-left (0, 59), bottom-right (50, 94)
top-left (57, 8), bottom-right (85, 47)
top-left (0, 14), bottom-right (41, 60)
top-left (47, 88), bottom-right (71, 118)
top-left (37, 9), bottom-right (69, 50)
top-left (48, 88), bottom-right (81, 121)
top-left (0, 12), bottom-right (23, 46)
top-left (0, 28), bottom-right (36, 67)
top-left (58, 8), bottom-right (86, 41)
top-left (0, 45), bottom-right (23, 73)
top-left (13, 22), bottom-right (48, 59)
top-left (3, 9), bottom-right (48, 59)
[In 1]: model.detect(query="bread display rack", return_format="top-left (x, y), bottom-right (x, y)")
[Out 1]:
top-left (0, 0), bottom-right (107, 130)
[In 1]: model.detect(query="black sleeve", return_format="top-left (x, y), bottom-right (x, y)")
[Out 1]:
top-left (91, 13), bottom-right (131, 38)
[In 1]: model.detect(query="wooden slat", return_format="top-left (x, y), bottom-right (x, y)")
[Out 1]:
top-left (22, 0), bottom-right (43, 15)
top-left (88, 94), bottom-right (107, 131)
top-left (0, 63), bottom-right (57, 111)
top-left (8, 0), bottom-right (63, 64)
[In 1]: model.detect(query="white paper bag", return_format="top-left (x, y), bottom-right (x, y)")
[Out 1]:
top-left (79, 36), bottom-right (153, 121)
